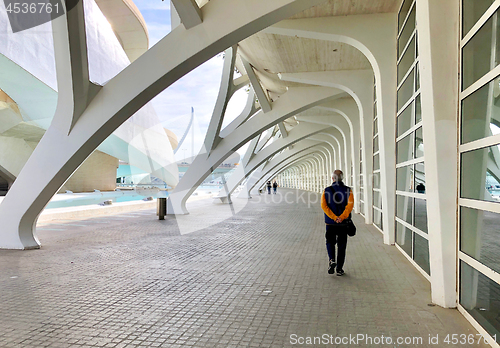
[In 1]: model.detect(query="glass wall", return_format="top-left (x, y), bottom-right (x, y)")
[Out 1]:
top-left (373, 79), bottom-right (383, 230)
top-left (460, 0), bottom-right (500, 340)
top-left (395, 0), bottom-right (430, 275)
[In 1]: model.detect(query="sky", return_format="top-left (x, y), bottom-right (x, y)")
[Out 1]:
top-left (132, 0), bottom-right (249, 162)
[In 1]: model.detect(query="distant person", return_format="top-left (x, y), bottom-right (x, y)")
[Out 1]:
top-left (273, 181), bottom-right (278, 194)
top-left (416, 183), bottom-right (426, 193)
top-left (321, 170), bottom-right (354, 276)
top-left (266, 181), bottom-right (272, 194)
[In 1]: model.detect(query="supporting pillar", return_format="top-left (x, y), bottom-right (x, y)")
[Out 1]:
top-left (416, 0), bottom-right (459, 308)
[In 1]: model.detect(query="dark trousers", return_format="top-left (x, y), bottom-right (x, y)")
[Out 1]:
top-left (325, 225), bottom-right (348, 271)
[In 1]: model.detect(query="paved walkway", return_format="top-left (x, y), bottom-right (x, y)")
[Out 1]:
top-left (0, 189), bottom-right (487, 347)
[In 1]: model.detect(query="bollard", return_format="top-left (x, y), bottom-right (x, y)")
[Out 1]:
top-left (157, 198), bottom-right (167, 220)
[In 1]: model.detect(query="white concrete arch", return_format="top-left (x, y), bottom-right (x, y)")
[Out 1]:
top-left (311, 151), bottom-right (329, 192)
top-left (0, 0), bottom-right (327, 249)
top-left (267, 15), bottom-right (397, 244)
top-left (253, 153), bottom-right (312, 192)
top-left (167, 86), bottom-right (344, 215)
top-left (297, 113), bottom-right (352, 182)
top-left (315, 98), bottom-right (361, 209)
top-left (214, 122), bottom-right (332, 201)
top-left (311, 129), bottom-right (348, 175)
top-left (279, 71), bottom-right (374, 224)
top-left (252, 144), bottom-right (335, 194)
top-left (262, 153), bottom-right (323, 192)
top-left (242, 134), bottom-right (340, 197)
top-left (304, 157), bottom-right (319, 192)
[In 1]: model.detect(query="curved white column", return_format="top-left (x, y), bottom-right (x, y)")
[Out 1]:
top-left (416, 0), bottom-right (459, 308)
top-left (251, 144), bottom-right (333, 194)
top-left (168, 86), bottom-right (343, 215)
top-left (216, 122), bottom-right (331, 200)
top-left (267, 13), bottom-right (397, 241)
top-left (0, 0), bottom-right (328, 249)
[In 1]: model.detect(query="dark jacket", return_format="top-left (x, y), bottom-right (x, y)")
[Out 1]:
top-left (322, 182), bottom-right (353, 224)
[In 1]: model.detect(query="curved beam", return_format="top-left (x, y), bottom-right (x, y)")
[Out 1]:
top-left (279, 70), bottom-right (373, 223)
top-left (0, 0), bottom-right (326, 249)
top-left (215, 122), bottom-right (331, 200)
top-left (168, 86), bottom-right (343, 214)
top-left (251, 144), bottom-right (334, 195)
top-left (298, 114), bottom-right (352, 181)
top-left (267, 153), bottom-right (322, 192)
top-left (267, 14), bottom-right (397, 243)
top-left (240, 133), bottom-right (339, 198)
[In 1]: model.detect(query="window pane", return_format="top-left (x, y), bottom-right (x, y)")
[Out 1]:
top-left (398, 36), bottom-right (416, 85)
top-left (415, 94), bottom-right (421, 124)
top-left (460, 261), bottom-right (500, 338)
top-left (461, 145), bottom-right (500, 203)
top-left (373, 135), bottom-right (379, 153)
top-left (413, 233), bottom-right (430, 275)
top-left (373, 153), bottom-right (380, 171)
top-left (396, 194), bottom-right (413, 224)
top-left (415, 127), bottom-right (424, 158)
top-left (373, 118), bottom-right (378, 135)
top-left (398, 0), bottom-right (413, 33)
top-left (462, 0), bottom-right (495, 38)
top-left (462, 13), bottom-right (500, 90)
top-left (461, 78), bottom-right (500, 144)
top-left (461, 206), bottom-right (500, 273)
top-left (397, 133), bottom-right (413, 164)
top-left (397, 165), bottom-right (414, 192)
top-left (415, 162), bottom-right (426, 193)
top-left (373, 172), bottom-right (380, 189)
top-left (397, 102), bottom-right (413, 137)
top-left (373, 208), bottom-right (383, 230)
top-left (396, 221), bottom-right (412, 257)
top-left (398, 69), bottom-right (415, 111)
top-left (373, 190), bottom-right (382, 209)
top-left (414, 198), bottom-right (428, 233)
top-left (398, 6), bottom-right (416, 58)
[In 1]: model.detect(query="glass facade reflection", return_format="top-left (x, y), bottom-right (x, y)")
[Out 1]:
top-left (460, 1), bottom-right (500, 342)
top-left (460, 261), bottom-right (500, 338)
top-left (396, 221), bottom-right (412, 257)
top-left (462, 9), bottom-right (500, 90)
top-left (414, 233), bottom-right (430, 274)
top-left (462, 0), bottom-right (494, 38)
top-left (396, 0), bottom-right (429, 275)
top-left (396, 195), bottom-right (412, 224)
top-left (461, 145), bottom-right (500, 203)
top-left (461, 207), bottom-right (500, 274)
top-left (461, 78), bottom-right (500, 144)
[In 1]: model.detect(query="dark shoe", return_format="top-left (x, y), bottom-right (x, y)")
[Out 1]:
top-left (328, 260), bottom-right (336, 274)
top-left (336, 270), bottom-right (345, 276)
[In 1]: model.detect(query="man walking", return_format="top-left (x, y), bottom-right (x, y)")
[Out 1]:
top-left (321, 170), bottom-right (354, 276)
top-left (272, 181), bottom-right (278, 194)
